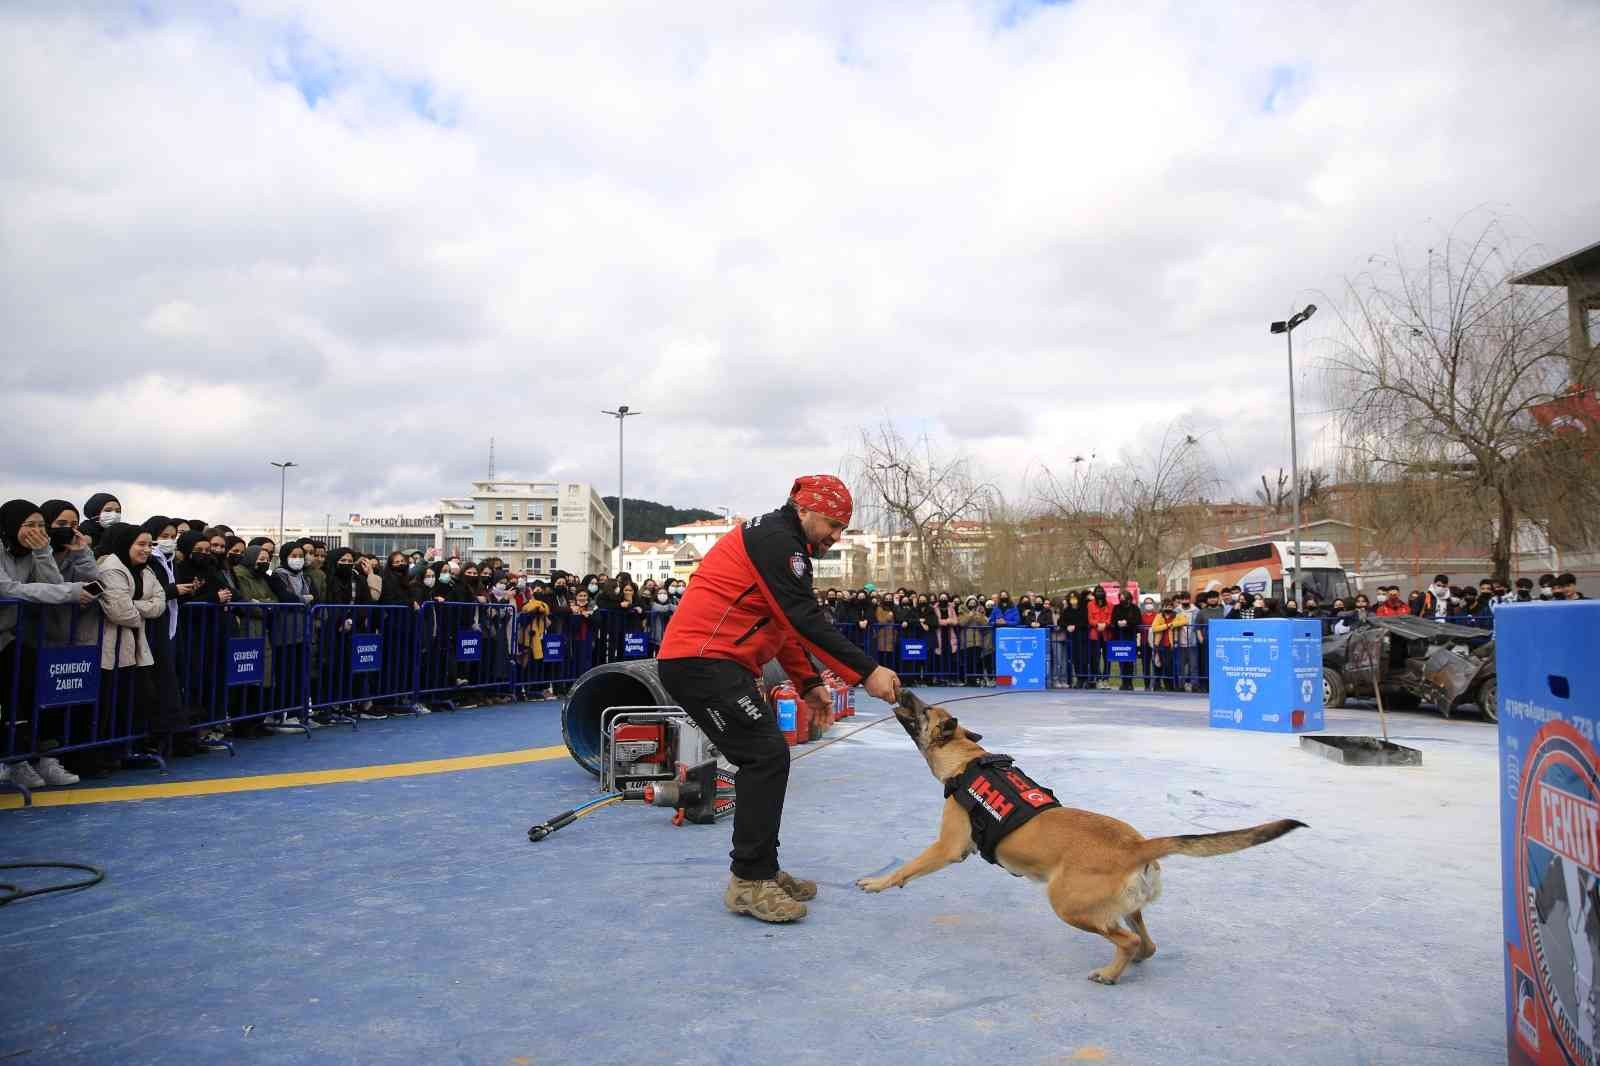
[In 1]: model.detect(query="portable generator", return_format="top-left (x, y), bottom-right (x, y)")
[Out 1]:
top-left (528, 704), bottom-right (736, 842)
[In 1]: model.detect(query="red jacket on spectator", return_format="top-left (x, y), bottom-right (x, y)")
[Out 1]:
top-left (1086, 599), bottom-right (1113, 640)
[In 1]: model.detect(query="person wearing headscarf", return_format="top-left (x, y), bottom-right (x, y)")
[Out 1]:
top-left (173, 531), bottom-right (230, 605)
top-left (379, 551), bottom-right (414, 607)
top-left (299, 538), bottom-right (328, 601)
top-left (72, 523), bottom-right (165, 777)
top-left (134, 517), bottom-right (195, 755)
top-left (270, 542), bottom-right (317, 606)
top-left (232, 542), bottom-right (275, 605)
top-left (76, 492), bottom-right (124, 552)
top-left (40, 500), bottom-right (100, 586)
top-left (320, 547), bottom-right (371, 606)
top-left (1, 501), bottom-right (97, 789)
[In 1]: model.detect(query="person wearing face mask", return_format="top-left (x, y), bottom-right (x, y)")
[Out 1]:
top-left (933, 593), bottom-right (960, 677)
top-left (270, 542), bottom-right (317, 606)
top-left (134, 517), bottom-right (195, 757)
top-left (1085, 587), bottom-right (1112, 686)
top-left (647, 583), bottom-right (675, 648)
top-left (1421, 574), bottom-right (1453, 619)
top-left (296, 539), bottom-right (328, 602)
top-left (1108, 589), bottom-right (1143, 690)
top-left (0, 500), bottom-right (97, 790)
top-left (872, 594), bottom-right (898, 666)
top-left (1056, 591), bottom-right (1085, 689)
top-left (36, 501), bottom-right (104, 664)
top-left (379, 551), bottom-right (414, 607)
top-left (173, 530), bottom-right (231, 605)
top-left (988, 591), bottom-right (1020, 627)
top-left (957, 595), bottom-right (990, 683)
top-left (76, 491), bottom-right (123, 552)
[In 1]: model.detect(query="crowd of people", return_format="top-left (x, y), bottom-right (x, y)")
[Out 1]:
top-left (0, 491), bottom-right (701, 793)
top-left (1, 489), bottom-right (1588, 793)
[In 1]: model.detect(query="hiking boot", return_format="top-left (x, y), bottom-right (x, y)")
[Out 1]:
top-left (724, 876), bottom-right (807, 923)
top-left (774, 870), bottom-right (817, 901)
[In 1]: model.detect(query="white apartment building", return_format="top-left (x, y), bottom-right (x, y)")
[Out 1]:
top-left (664, 516), bottom-right (743, 556)
top-left (471, 480), bottom-right (614, 577)
top-left (620, 539), bottom-right (676, 583)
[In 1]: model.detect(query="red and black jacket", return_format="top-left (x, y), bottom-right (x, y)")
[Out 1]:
top-left (658, 504), bottom-right (878, 690)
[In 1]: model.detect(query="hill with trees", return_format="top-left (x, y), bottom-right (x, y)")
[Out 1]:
top-left (602, 497), bottom-right (720, 541)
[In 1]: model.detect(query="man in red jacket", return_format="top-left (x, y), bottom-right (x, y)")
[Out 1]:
top-left (658, 475), bottom-right (901, 923)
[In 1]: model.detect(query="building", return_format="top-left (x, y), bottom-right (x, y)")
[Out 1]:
top-left (233, 503), bottom-right (473, 560)
top-left (620, 539), bottom-right (676, 583)
top-left (671, 542), bottom-right (703, 581)
top-left (470, 480), bottom-right (614, 578)
top-left (664, 516), bottom-right (743, 556)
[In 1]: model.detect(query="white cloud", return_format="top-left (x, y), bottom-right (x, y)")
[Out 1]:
top-left (1, 0), bottom-right (1595, 527)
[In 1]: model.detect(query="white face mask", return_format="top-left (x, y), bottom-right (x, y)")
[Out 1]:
top-left (100, 510), bottom-right (121, 525)
top-left (288, 557), bottom-right (306, 572)
top-left (156, 537), bottom-right (176, 556)
top-left (588, 583), bottom-right (599, 593)
top-left (423, 575), bottom-right (436, 588)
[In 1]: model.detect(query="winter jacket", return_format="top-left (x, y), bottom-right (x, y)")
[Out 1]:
top-left (658, 503), bottom-right (878, 686)
top-left (1086, 599), bottom-right (1113, 640)
top-left (0, 545), bottom-right (84, 652)
top-left (988, 603), bottom-right (1021, 626)
top-left (96, 552), bottom-right (165, 669)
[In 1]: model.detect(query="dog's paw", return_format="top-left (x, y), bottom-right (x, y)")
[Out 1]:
top-left (1087, 971), bottom-right (1119, 985)
top-left (855, 876), bottom-right (893, 893)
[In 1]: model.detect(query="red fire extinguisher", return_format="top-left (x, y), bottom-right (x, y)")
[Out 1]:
top-left (772, 682), bottom-right (799, 746)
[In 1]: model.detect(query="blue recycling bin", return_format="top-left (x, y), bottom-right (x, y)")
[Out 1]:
top-left (1207, 618), bottom-right (1323, 732)
top-left (995, 627), bottom-right (1047, 690)
top-left (1496, 601), bottom-right (1600, 1065)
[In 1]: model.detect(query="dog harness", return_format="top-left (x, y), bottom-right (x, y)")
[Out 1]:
top-left (943, 754), bottom-right (1062, 865)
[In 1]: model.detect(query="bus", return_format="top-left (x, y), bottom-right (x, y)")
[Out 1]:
top-left (1188, 540), bottom-right (1352, 605)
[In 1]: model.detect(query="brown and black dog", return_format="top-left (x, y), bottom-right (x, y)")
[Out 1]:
top-left (856, 693), bottom-right (1306, 985)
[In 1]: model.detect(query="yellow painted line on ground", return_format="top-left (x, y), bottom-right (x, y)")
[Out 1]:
top-left (0, 744), bottom-right (572, 810)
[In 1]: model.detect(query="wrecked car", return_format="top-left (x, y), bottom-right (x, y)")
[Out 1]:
top-left (1321, 615), bottom-right (1497, 720)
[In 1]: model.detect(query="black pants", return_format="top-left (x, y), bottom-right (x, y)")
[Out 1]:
top-left (657, 656), bottom-right (790, 882)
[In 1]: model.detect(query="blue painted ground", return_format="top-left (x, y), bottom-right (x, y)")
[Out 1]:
top-left (1, 689), bottom-right (1504, 1065)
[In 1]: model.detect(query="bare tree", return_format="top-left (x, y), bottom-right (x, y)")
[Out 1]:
top-left (1255, 468), bottom-right (1330, 514)
top-left (846, 423), bottom-right (995, 589)
top-left (1035, 424), bottom-right (1217, 584)
top-left (1323, 217), bottom-right (1579, 582)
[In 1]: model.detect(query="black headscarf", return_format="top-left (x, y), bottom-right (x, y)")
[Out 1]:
top-left (83, 492), bottom-right (120, 521)
top-left (141, 516), bottom-right (175, 540)
top-left (101, 522), bottom-right (148, 600)
top-left (78, 492), bottom-right (121, 549)
top-left (39, 499), bottom-right (79, 553)
top-left (177, 530), bottom-right (207, 557)
top-left (1, 499), bottom-right (41, 558)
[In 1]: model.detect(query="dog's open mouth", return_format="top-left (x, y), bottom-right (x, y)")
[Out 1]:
top-left (894, 692), bottom-right (923, 740)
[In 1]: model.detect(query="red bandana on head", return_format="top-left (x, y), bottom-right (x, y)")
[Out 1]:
top-left (790, 475), bottom-right (853, 524)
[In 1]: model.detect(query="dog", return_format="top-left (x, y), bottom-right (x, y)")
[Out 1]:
top-left (855, 692), bottom-right (1306, 985)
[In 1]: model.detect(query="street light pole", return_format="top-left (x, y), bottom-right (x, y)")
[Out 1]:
top-left (269, 461), bottom-right (298, 542)
top-left (1269, 305), bottom-right (1316, 610)
top-left (601, 406), bottom-right (640, 571)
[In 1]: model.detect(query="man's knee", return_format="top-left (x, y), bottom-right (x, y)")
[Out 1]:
top-left (739, 729), bottom-right (790, 775)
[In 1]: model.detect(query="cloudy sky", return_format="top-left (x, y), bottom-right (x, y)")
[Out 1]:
top-left (3, 0), bottom-right (1596, 527)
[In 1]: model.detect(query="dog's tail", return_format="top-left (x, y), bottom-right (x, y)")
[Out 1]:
top-left (1134, 819), bottom-right (1306, 863)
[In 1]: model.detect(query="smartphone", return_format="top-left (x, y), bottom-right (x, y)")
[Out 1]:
top-left (83, 580), bottom-right (106, 598)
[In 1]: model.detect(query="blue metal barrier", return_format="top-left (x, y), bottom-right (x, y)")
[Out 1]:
top-left (414, 601), bottom-right (517, 708)
top-left (2, 598), bottom-right (114, 801)
top-left (176, 602), bottom-right (311, 740)
top-left (309, 604), bottom-right (421, 720)
top-left (511, 609), bottom-right (590, 696)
